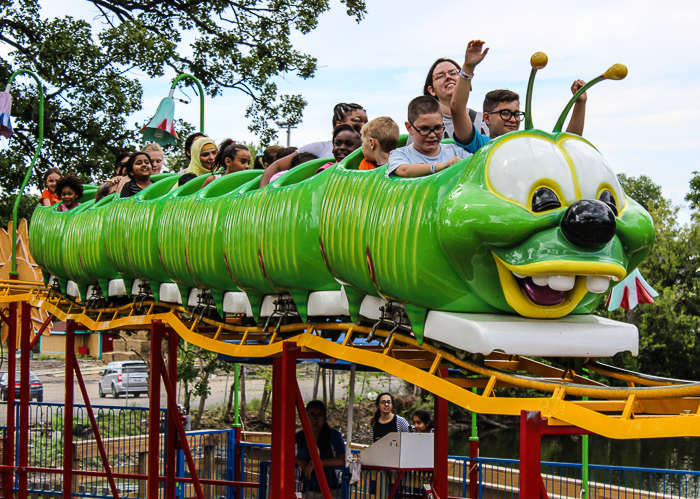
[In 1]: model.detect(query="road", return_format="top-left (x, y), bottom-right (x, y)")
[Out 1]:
top-left (0, 365), bottom-right (396, 425)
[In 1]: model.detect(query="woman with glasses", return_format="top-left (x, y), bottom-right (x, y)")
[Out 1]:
top-left (295, 400), bottom-right (346, 491)
top-left (370, 392), bottom-right (410, 443)
top-left (411, 57), bottom-right (488, 143)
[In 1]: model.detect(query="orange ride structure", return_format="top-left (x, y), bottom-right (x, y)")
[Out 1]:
top-left (2, 57), bottom-right (700, 499)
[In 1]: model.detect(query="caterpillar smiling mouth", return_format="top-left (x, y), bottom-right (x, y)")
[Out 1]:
top-left (492, 254), bottom-right (626, 319)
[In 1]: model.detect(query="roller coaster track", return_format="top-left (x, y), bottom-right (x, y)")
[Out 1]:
top-left (2, 280), bottom-right (699, 440)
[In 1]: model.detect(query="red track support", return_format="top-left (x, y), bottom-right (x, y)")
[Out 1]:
top-left (4, 300), bottom-right (16, 496)
top-left (62, 320), bottom-right (76, 499)
top-left (28, 313), bottom-right (54, 351)
top-left (519, 410), bottom-right (593, 499)
top-left (294, 380), bottom-right (331, 499)
top-left (148, 320), bottom-right (164, 499)
top-left (17, 301), bottom-right (31, 499)
top-left (234, 426), bottom-right (242, 499)
top-left (433, 370), bottom-right (449, 499)
top-left (270, 342), bottom-right (299, 498)
top-left (159, 351), bottom-right (205, 499)
top-left (165, 327), bottom-right (178, 499)
top-left (73, 351), bottom-right (120, 498)
top-left (469, 438), bottom-right (479, 499)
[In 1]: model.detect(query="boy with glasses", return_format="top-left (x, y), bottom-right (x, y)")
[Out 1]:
top-left (387, 95), bottom-right (472, 178)
top-left (451, 40), bottom-right (587, 153)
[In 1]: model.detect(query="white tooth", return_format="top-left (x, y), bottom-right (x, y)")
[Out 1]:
top-left (513, 272), bottom-right (527, 279)
top-left (548, 275), bottom-right (576, 291)
top-left (586, 275), bottom-right (610, 293)
top-left (532, 275), bottom-right (549, 287)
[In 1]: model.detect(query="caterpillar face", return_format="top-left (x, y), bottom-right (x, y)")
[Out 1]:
top-left (438, 130), bottom-right (655, 319)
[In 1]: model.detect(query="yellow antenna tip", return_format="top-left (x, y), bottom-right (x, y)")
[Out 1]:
top-left (603, 64), bottom-right (628, 80)
top-left (530, 52), bottom-right (548, 70)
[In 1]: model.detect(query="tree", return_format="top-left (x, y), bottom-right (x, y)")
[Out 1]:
top-left (594, 174), bottom-right (700, 380)
top-left (0, 0), bottom-right (366, 192)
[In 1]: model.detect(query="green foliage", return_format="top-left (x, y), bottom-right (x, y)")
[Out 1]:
top-left (0, 192), bottom-right (39, 227)
top-left (0, 0), bottom-right (367, 194)
top-left (593, 174), bottom-right (700, 380)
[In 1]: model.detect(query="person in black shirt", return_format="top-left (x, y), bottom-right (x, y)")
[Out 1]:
top-left (120, 152), bottom-right (153, 198)
top-left (369, 392), bottom-right (410, 443)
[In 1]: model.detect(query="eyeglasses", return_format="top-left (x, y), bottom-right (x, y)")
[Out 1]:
top-left (485, 109), bottom-right (526, 121)
top-left (379, 400), bottom-right (392, 405)
top-left (409, 122), bottom-right (446, 137)
top-left (307, 413), bottom-right (324, 420)
top-left (433, 68), bottom-right (459, 81)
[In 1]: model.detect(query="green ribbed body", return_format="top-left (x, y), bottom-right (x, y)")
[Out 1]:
top-left (186, 170), bottom-right (262, 310)
top-left (104, 176), bottom-right (180, 298)
top-left (28, 132), bottom-right (655, 338)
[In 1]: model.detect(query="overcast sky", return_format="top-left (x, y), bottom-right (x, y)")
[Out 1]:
top-left (9, 1), bottom-right (700, 223)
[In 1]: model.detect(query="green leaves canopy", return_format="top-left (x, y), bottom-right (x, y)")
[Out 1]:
top-left (0, 0), bottom-right (366, 191)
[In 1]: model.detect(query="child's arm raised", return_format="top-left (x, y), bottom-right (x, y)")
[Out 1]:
top-left (566, 79), bottom-right (587, 136)
top-left (451, 40), bottom-right (489, 145)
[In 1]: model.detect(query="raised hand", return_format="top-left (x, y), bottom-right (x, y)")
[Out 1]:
top-left (571, 79), bottom-right (587, 103)
top-left (463, 40), bottom-right (489, 71)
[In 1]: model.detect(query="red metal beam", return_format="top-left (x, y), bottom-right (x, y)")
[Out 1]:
top-left (62, 320), bottom-right (76, 499)
top-left (28, 313), bottom-right (54, 351)
top-left (73, 351), bottom-right (120, 499)
top-left (158, 350), bottom-right (205, 499)
top-left (271, 342), bottom-right (298, 498)
top-left (165, 326), bottom-right (178, 499)
top-left (17, 301), bottom-right (31, 499)
top-left (148, 320), bottom-right (164, 499)
top-left (387, 470), bottom-right (406, 499)
top-left (294, 380), bottom-right (332, 499)
top-left (469, 439), bottom-right (479, 499)
top-left (4, 301), bottom-right (16, 496)
top-left (0, 307), bottom-right (14, 328)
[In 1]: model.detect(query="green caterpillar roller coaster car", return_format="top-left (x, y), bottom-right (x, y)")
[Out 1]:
top-left (28, 55), bottom-right (655, 358)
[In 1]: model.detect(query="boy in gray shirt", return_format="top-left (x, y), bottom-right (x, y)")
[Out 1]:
top-left (387, 96), bottom-right (472, 178)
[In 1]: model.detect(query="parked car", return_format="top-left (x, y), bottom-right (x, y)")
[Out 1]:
top-left (0, 372), bottom-right (43, 402)
top-left (98, 361), bottom-right (149, 398)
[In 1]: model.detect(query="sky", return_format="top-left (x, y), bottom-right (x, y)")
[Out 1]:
top-left (10, 1), bottom-right (700, 222)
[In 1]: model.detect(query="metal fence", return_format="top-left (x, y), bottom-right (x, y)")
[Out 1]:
top-left (479, 456), bottom-right (700, 499)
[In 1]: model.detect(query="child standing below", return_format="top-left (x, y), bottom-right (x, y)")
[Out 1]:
top-left (387, 96), bottom-right (472, 178)
top-left (39, 168), bottom-right (62, 206)
top-left (55, 174), bottom-right (83, 212)
top-left (359, 117), bottom-right (399, 170)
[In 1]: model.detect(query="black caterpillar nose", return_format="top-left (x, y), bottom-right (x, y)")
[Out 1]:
top-left (561, 199), bottom-right (616, 248)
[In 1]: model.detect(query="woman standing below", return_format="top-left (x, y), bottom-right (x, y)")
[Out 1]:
top-left (120, 152), bottom-right (153, 198)
top-left (412, 410), bottom-right (434, 433)
top-left (142, 143), bottom-right (165, 174)
top-left (295, 400), bottom-right (346, 491)
top-left (39, 168), bottom-right (62, 206)
top-left (370, 392), bottom-right (410, 443)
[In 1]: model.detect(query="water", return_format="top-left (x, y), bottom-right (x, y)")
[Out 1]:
top-left (450, 429), bottom-right (700, 471)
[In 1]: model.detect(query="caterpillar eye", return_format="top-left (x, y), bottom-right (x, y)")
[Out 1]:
top-left (531, 187), bottom-right (561, 213)
top-left (599, 190), bottom-right (618, 216)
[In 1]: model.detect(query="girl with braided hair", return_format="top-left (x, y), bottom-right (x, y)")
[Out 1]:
top-left (259, 102), bottom-right (368, 187)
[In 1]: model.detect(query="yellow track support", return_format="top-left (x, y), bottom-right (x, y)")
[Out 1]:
top-left (3, 283), bottom-right (700, 440)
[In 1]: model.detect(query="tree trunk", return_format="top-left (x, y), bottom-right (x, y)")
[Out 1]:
top-left (322, 367), bottom-right (327, 406)
top-left (312, 365), bottom-right (320, 400)
top-left (193, 389), bottom-right (207, 430)
top-left (329, 370), bottom-right (335, 405)
top-left (259, 378), bottom-right (271, 420)
top-left (183, 383), bottom-right (191, 415)
top-left (227, 377), bottom-right (236, 416)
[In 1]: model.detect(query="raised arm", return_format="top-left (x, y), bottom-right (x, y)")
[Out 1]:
top-left (259, 152), bottom-right (297, 187)
top-left (451, 40), bottom-right (489, 145)
top-left (566, 79), bottom-right (587, 136)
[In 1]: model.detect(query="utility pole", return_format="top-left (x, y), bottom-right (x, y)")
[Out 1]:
top-left (275, 120), bottom-right (298, 147)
